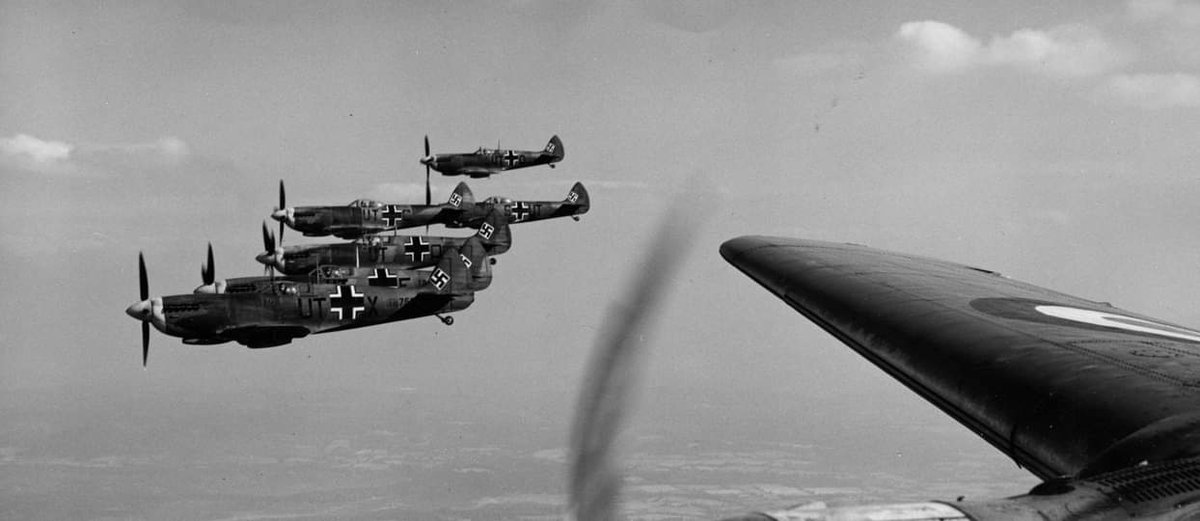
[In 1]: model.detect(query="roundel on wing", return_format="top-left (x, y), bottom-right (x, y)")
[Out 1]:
top-left (970, 298), bottom-right (1200, 344)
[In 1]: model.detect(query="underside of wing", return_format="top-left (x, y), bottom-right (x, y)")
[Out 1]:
top-left (721, 236), bottom-right (1200, 480)
top-left (218, 325), bottom-right (311, 349)
top-left (458, 167), bottom-right (496, 178)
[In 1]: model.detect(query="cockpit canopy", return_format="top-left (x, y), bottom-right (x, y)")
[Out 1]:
top-left (314, 265), bottom-right (355, 281)
top-left (348, 199), bottom-right (383, 209)
top-left (483, 196), bottom-right (512, 205)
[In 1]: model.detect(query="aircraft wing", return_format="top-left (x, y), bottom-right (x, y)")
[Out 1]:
top-left (218, 324), bottom-right (311, 348)
top-left (721, 236), bottom-right (1200, 481)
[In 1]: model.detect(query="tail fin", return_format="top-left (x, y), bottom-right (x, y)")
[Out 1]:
top-left (448, 181), bottom-right (474, 208)
top-left (544, 135), bottom-right (564, 160)
top-left (565, 182), bottom-right (590, 214)
top-left (475, 207), bottom-right (511, 255)
top-left (429, 245), bottom-right (469, 294)
top-left (458, 235), bottom-right (492, 291)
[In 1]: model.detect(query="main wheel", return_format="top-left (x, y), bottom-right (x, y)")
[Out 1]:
top-left (441, 315), bottom-right (454, 326)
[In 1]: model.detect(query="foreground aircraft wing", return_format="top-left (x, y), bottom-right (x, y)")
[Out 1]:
top-left (720, 236), bottom-right (1200, 483)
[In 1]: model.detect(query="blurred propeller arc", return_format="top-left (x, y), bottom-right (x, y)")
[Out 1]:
top-left (567, 189), bottom-right (707, 521)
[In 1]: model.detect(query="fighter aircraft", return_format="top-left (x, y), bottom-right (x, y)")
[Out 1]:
top-left (271, 181), bottom-right (589, 238)
top-left (256, 207), bottom-right (511, 276)
top-left (443, 181), bottom-right (591, 229)
top-left (126, 237), bottom-right (492, 366)
top-left (270, 180), bottom-right (479, 239)
top-left (707, 236), bottom-right (1200, 520)
top-left (419, 134), bottom-right (564, 179)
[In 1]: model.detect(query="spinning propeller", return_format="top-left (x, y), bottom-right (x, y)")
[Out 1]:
top-left (258, 221), bottom-right (282, 279)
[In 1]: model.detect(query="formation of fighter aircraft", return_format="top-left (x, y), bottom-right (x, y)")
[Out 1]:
top-left (567, 231), bottom-right (1200, 521)
top-left (256, 208), bottom-right (511, 276)
top-left (270, 179), bottom-right (589, 239)
top-left (128, 132), bottom-right (583, 367)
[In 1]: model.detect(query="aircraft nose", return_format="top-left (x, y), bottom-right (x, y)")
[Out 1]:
top-left (270, 208), bottom-right (286, 221)
top-left (126, 299), bottom-right (152, 321)
top-left (420, 155), bottom-right (435, 166)
top-left (255, 250), bottom-right (282, 269)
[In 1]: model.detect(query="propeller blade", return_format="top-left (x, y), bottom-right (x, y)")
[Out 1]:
top-left (142, 321), bottom-right (150, 368)
top-left (138, 252), bottom-right (150, 368)
top-left (138, 252), bottom-right (148, 301)
top-left (202, 242), bottom-right (215, 285)
top-left (278, 179), bottom-right (286, 242)
top-left (261, 222), bottom-right (274, 254)
top-left (424, 135), bottom-right (432, 207)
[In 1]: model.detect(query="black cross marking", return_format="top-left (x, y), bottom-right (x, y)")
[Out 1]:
top-left (404, 237), bottom-right (431, 262)
top-left (502, 150), bottom-right (520, 167)
top-left (511, 201), bottom-right (531, 221)
top-left (368, 268), bottom-right (409, 287)
top-left (381, 205), bottom-right (406, 227)
top-left (328, 285), bottom-right (365, 320)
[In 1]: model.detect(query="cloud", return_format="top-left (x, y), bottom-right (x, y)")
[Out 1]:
top-left (0, 134), bottom-right (75, 173)
top-left (0, 134), bottom-right (191, 175)
top-left (1100, 73), bottom-right (1200, 108)
top-left (897, 21), bottom-right (1126, 78)
top-left (896, 21), bottom-right (981, 73)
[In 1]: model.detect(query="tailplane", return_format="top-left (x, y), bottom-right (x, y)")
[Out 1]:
top-left (476, 207), bottom-right (511, 255)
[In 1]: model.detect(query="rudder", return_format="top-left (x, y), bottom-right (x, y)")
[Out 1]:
top-left (565, 182), bottom-right (589, 214)
top-left (448, 182), bottom-right (474, 207)
top-left (475, 207), bottom-right (511, 255)
top-left (544, 135), bottom-right (564, 160)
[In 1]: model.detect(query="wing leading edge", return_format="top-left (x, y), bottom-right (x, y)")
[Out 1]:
top-left (720, 236), bottom-right (1200, 481)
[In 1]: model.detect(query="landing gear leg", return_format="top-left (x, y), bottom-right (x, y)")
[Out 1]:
top-left (436, 314), bottom-right (454, 326)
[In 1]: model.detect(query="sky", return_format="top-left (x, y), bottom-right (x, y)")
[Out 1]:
top-left (4, 0), bottom-right (1200, 519)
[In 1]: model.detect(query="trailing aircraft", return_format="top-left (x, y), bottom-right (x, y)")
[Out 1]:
top-left (256, 207), bottom-right (511, 276)
top-left (125, 237), bottom-right (492, 366)
top-left (419, 134), bottom-right (564, 179)
top-left (271, 180), bottom-right (589, 238)
top-left (445, 181), bottom-right (590, 229)
top-left (270, 180), bottom-right (479, 239)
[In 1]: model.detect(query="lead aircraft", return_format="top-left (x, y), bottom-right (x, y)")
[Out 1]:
top-left (125, 237), bottom-right (492, 367)
top-left (712, 236), bottom-right (1200, 520)
top-left (256, 208), bottom-right (511, 276)
top-left (420, 135), bottom-right (564, 179)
